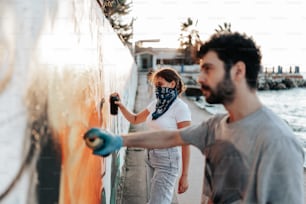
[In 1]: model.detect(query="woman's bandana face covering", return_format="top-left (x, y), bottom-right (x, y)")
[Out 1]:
top-left (151, 86), bottom-right (178, 120)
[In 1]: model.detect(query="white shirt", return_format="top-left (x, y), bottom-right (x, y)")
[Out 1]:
top-left (145, 98), bottom-right (191, 131)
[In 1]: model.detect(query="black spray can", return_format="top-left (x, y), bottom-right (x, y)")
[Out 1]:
top-left (110, 94), bottom-right (119, 115)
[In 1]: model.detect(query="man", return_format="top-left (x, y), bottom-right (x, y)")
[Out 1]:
top-left (84, 32), bottom-right (304, 203)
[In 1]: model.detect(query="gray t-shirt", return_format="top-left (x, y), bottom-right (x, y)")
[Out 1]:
top-left (180, 106), bottom-right (304, 204)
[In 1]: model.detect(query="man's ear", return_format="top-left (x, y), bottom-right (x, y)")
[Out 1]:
top-left (232, 61), bottom-right (246, 81)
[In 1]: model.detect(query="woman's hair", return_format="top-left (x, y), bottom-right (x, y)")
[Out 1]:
top-left (152, 67), bottom-right (186, 95)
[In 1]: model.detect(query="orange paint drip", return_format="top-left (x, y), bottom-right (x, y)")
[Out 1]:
top-left (57, 101), bottom-right (105, 204)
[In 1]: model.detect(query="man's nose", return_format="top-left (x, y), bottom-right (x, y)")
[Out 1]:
top-left (197, 72), bottom-right (206, 84)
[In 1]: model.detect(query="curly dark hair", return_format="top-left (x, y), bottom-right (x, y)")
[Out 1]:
top-left (197, 32), bottom-right (262, 89)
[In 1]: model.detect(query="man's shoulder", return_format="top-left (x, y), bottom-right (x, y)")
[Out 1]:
top-left (208, 113), bottom-right (228, 124)
top-left (257, 106), bottom-right (295, 138)
top-left (254, 108), bottom-right (303, 152)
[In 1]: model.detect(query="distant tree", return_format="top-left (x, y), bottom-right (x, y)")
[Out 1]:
top-left (178, 18), bottom-right (202, 64)
top-left (97, 0), bottom-right (134, 47)
top-left (215, 22), bottom-right (232, 33)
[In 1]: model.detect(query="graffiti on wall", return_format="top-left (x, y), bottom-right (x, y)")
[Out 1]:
top-left (0, 0), bottom-right (137, 203)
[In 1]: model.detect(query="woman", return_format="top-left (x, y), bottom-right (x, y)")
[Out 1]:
top-left (113, 67), bottom-right (191, 204)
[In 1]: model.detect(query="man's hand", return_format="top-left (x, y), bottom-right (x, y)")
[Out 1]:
top-left (83, 128), bottom-right (123, 157)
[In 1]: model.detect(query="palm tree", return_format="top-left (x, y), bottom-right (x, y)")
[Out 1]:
top-left (215, 22), bottom-right (232, 33)
top-left (97, 0), bottom-right (134, 46)
top-left (178, 18), bottom-right (202, 64)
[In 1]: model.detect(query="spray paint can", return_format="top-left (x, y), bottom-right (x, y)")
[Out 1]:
top-left (84, 135), bottom-right (104, 150)
top-left (110, 94), bottom-right (119, 115)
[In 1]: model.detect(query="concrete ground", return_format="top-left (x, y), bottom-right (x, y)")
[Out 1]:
top-left (120, 72), bottom-right (150, 204)
top-left (120, 71), bottom-right (306, 204)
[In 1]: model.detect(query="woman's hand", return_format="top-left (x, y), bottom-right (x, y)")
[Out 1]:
top-left (111, 92), bottom-right (122, 107)
top-left (178, 174), bottom-right (189, 194)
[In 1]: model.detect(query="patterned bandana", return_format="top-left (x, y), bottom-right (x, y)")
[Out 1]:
top-left (152, 86), bottom-right (178, 120)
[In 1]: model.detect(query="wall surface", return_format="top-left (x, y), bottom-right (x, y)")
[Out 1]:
top-left (0, 0), bottom-right (137, 203)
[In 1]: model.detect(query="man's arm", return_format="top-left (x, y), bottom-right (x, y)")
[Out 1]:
top-left (122, 130), bottom-right (187, 149)
top-left (83, 128), bottom-right (188, 157)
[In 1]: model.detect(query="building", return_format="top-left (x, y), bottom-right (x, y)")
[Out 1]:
top-left (134, 40), bottom-right (185, 71)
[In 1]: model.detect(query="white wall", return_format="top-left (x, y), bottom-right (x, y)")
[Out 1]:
top-left (0, 0), bottom-right (136, 203)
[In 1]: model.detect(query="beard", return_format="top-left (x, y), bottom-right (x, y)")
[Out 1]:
top-left (200, 75), bottom-right (235, 105)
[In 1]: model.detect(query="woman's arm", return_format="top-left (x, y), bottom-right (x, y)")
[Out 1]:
top-left (114, 94), bottom-right (149, 124)
top-left (177, 121), bottom-right (191, 194)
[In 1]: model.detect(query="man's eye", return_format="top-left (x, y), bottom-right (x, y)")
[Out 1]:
top-left (201, 67), bottom-right (209, 73)
top-left (204, 66), bottom-right (212, 73)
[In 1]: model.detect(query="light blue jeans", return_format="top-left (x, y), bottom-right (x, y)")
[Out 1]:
top-left (145, 147), bottom-right (180, 204)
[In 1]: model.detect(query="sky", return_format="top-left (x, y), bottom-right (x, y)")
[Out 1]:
top-left (131, 0), bottom-right (306, 72)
